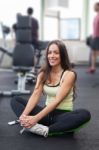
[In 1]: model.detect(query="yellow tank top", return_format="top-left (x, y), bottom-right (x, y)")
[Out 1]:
top-left (43, 82), bottom-right (74, 111)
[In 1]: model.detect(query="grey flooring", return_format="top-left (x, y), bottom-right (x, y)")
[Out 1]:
top-left (0, 66), bottom-right (99, 150)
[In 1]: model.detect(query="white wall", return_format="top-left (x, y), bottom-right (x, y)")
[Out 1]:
top-left (60, 0), bottom-right (83, 18)
top-left (0, 0), bottom-right (41, 39)
top-left (0, 0), bottom-right (41, 27)
top-left (64, 41), bottom-right (90, 64)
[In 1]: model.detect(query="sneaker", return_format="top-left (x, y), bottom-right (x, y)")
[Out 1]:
top-left (20, 123), bottom-right (49, 137)
top-left (86, 68), bottom-right (96, 74)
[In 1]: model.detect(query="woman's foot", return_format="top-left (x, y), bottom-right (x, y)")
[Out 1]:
top-left (20, 123), bottom-right (49, 137)
top-left (86, 68), bottom-right (96, 74)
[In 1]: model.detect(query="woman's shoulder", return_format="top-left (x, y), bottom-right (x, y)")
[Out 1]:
top-left (62, 70), bottom-right (77, 81)
top-left (35, 71), bottom-right (45, 89)
top-left (64, 69), bottom-right (76, 75)
top-left (37, 71), bottom-right (45, 81)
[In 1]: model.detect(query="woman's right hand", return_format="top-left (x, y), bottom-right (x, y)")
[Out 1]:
top-left (19, 114), bottom-right (38, 128)
top-left (19, 114), bottom-right (27, 125)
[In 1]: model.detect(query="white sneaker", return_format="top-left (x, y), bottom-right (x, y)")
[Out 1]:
top-left (20, 123), bottom-right (49, 137)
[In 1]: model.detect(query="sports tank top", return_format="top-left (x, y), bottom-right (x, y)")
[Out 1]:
top-left (43, 71), bottom-right (74, 111)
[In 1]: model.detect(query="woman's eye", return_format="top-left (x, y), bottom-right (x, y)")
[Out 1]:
top-left (48, 51), bottom-right (59, 54)
top-left (55, 52), bottom-right (59, 54)
top-left (48, 51), bottom-right (51, 54)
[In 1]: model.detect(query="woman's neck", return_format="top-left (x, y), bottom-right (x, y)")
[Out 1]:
top-left (51, 66), bottom-right (63, 74)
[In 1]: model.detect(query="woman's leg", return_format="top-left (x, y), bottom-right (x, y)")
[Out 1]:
top-left (10, 96), bottom-right (50, 137)
top-left (11, 96), bottom-right (28, 117)
top-left (10, 96), bottom-right (49, 125)
top-left (48, 109), bottom-right (91, 135)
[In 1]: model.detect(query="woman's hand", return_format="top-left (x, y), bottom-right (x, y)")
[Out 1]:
top-left (19, 115), bottom-right (38, 128)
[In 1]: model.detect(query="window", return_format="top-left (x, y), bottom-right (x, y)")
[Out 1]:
top-left (60, 18), bottom-right (80, 40)
top-left (44, 17), bottom-right (58, 40)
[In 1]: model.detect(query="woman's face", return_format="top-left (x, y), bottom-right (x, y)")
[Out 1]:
top-left (47, 44), bottom-right (61, 67)
top-left (94, 4), bottom-right (99, 12)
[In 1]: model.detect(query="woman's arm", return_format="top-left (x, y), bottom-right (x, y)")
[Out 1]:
top-left (35, 71), bottom-right (76, 121)
top-left (21, 72), bottom-right (44, 116)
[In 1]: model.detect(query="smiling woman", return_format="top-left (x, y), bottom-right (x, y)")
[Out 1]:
top-left (47, 44), bottom-right (61, 67)
top-left (10, 39), bottom-right (91, 137)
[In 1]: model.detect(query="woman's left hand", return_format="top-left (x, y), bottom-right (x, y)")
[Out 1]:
top-left (20, 115), bottom-right (38, 128)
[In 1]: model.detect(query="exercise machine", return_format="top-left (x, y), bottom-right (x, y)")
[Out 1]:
top-left (0, 15), bottom-right (34, 96)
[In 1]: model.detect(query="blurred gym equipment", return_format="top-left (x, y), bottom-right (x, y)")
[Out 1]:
top-left (0, 15), bottom-right (34, 96)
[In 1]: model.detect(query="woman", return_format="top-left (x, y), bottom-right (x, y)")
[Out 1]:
top-left (11, 40), bottom-right (91, 137)
top-left (87, 2), bottom-right (99, 73)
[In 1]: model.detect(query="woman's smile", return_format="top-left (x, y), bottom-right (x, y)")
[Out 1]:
top-left (48, 44), bottom-right (61, 66)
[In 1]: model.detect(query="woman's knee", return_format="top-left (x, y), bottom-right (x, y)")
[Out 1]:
top-left (10, 96), bottom-right (19, 108)
top-left (10, 96), bottom-right (27, 117)
top-left (75, 108), bottom-right (91, 121)
top-left (11, 96), bottom-right (27, 107)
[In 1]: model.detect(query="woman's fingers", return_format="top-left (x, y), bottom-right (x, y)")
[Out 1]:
top-left (21, 121), bottom-right (32, 128)
top-left (20, 115), bottom-right (36, 128)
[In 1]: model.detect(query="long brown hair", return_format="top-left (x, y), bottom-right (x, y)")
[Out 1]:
top-left (39, 40), bottom-right (72, 82)
top-left (39, 40), bottom-right (77, 100)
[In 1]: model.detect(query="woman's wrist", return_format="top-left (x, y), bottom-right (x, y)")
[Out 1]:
top-left (21, 110), bottom-right (29, 116)
top-left (34, 114), bottom-right (42, 123)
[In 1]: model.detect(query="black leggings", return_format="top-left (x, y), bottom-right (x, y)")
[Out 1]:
top-left (10, 96), bottom-right (91, 135)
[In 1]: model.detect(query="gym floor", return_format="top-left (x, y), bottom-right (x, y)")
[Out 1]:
top-left (0, 66), bottom-right (99, 150)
